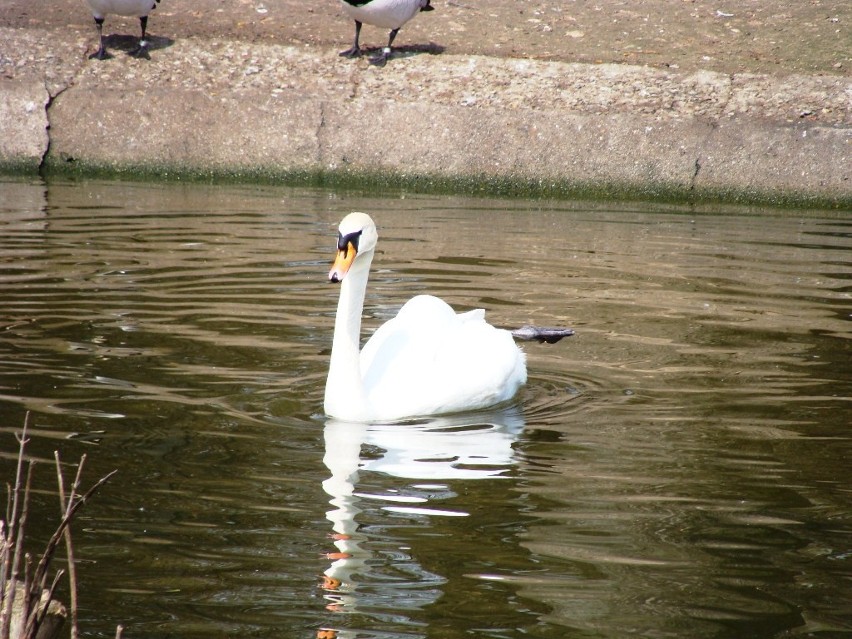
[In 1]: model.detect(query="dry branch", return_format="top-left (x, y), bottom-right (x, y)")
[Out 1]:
top-left (1, 413), bottom-right (118, 639)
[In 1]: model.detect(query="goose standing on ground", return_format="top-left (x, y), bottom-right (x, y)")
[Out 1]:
top-left (86, 0), bottom-right (161, 60)
top-left (338, 0), bottom-right (434, 66)
top-left (324, 213), bottom-right (574, 423)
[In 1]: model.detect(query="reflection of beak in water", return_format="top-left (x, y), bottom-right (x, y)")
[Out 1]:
top-left (321, 420), bottom-right (368, 615)
top-left (319, 406), bottom-right (525, 623)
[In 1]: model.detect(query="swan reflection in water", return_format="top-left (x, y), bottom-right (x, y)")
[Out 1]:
top-left (318, 405), bottom-right (525, 635)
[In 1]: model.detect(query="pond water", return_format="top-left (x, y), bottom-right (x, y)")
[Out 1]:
top-left (0, 177), bottom-right (849, 639)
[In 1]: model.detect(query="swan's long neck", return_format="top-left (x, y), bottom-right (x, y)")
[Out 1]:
top-left (325, 250), bottom-right (374, 420)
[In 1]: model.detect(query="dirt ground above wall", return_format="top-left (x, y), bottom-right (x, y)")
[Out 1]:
top-left (3, 0), bottom-right (849, 76)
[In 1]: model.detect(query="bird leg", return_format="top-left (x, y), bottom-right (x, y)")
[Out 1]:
top-left (339, 21), bottom-right (363, 58)
top-left (89, 17), bottom-right (111, 60)
top-left (128, 15), bottom-right (151, 59)
top-left (369, 27), bottom-right (399, 66)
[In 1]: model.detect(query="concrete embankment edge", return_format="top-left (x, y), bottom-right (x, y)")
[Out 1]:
top-left (1, 35), bottom-right (849, 207)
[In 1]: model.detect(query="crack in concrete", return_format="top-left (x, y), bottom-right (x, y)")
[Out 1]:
top-left (690, 120), bottom-right (719, 194)
top-left (316, 100), bottom-right (327, 167)
top-left (690, 156), bottom-right (702, 189)
top-left (37, 46), bottom-right (89, 174)
top-left (719, 73), bottom-right (736, 117)
top-left (39, 82), bottom-right (72, 174)
top-left (689, 73), bottom-right (734, 193)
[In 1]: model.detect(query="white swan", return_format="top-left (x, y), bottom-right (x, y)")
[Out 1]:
top-left (338, 0), bottom-right (434, 65)
top-left (86, 0), bottom-right (161, 60)
top-left (324, 212), bottom-right (527, 422)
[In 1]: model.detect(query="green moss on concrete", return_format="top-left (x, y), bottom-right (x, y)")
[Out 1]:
top-left (0, 160), bottom-right (43, 176)
top-left (36, 157), bottom-right (852, 211)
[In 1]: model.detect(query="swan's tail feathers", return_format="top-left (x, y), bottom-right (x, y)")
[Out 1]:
top-left (511, 325), bottom-right (575, 344)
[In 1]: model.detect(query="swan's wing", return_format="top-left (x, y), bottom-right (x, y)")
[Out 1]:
top-left (359, 295), bottom-right (455, 387)
top-left (457, 308), bottom-right (485, 322)
top-left (360, 295), bottom-right (526, 419)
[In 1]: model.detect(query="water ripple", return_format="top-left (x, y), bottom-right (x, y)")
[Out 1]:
top-left (1, 179), bottom-right (850, 639)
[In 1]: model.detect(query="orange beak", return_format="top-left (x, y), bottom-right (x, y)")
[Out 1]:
top-left (329, 241), bottom-right (357, 283)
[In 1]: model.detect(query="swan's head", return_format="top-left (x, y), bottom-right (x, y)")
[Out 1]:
top-left (329, 212), bottom-right (378, 283)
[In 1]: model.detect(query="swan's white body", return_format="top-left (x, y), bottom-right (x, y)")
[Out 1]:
top-left (339, 0), bottom-right (429, 30)
top-left (87, 0), bottom-right (158, 19)
top-left (324, 212), bottom-right (526, 423)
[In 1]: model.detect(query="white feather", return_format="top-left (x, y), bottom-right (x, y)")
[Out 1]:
top-left (87, 0), bottom-right (158, 19)
top-left (339, 0), bottom-right (430, 30)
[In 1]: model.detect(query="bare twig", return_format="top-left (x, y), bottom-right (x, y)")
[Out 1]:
top-left (33, 470), bottom-right (118, 612)
top-left (55, 452), bottom-right (86, 639)
top-left (1, 417), bottom-right (118, 639)
top-left (0, 413), bottom-right (30, 603)
top-left (2, 461), bottom-right (35, 639)
top-left (0, 535), bottom-right (8, 636)
top-left (9, 414), bottom-right (30, 539)
top-left (24, 568), bottom-right (64, 639)
top-left (22, 553), bottom-right (32, 631)
top-left (29, 468), bottom-right (117, 615)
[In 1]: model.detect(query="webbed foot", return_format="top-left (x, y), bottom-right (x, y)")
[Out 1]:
top-left (128, 42), bottom-right (151, 59)
top-left (511, 326), bottom-right (576, 344)
top-left (89, 47), bottom-right (111, 60)
top-left (368, 47), bottom-right (392, 66)
top-left (339, 46), bottom-right (361, 58)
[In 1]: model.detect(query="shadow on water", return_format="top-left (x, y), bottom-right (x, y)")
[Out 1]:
top-left (0, 176), bottom-right (850, 638)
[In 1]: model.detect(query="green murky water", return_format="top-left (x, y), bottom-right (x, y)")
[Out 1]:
top-left (0, 177), bottom-right (849, 638)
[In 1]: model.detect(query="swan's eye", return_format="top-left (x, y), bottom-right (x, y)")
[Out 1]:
top-left (337, 230), bottom-right (362, 255)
